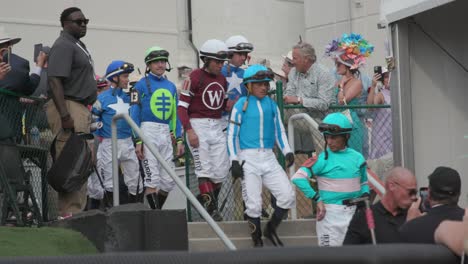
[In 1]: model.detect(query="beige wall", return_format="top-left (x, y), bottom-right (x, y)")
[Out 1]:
top-left (0, 0), bottom-right (305, 81)
top-left (304, 0), bottom-right (387, 77)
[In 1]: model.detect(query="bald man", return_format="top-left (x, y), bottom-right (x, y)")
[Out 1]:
top-left (344, 167), bottom-right (418, 244)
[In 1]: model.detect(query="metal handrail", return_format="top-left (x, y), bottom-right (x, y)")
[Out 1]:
top-left (111, 113), bottom-right (237, 251)
top-left (287, 113), bottom-right (321, 220)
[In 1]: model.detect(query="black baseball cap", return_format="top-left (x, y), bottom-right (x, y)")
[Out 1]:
top-left (428, 166), bottom-right (461, 196)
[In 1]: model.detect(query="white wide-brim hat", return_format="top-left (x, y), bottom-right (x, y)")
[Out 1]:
top-left (0, 27), bottom-right (21, 46)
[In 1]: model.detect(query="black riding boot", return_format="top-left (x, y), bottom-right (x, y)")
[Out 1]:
top-left (247, 216), bottom-right (263, 247)
top-left (87, 198), bottom-right (101, 210)
top-left (264, 207), bottom-right (288, 246)
top-left (198, 192), bottom-right (223, 222)
top-left (128, 192), bottom-right (144, 203)
top-left (104, 191), bottom-right (113, 209)
top-left (146, 192), bottom-right (168, 209)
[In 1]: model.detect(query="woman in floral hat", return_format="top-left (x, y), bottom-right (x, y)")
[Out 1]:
top-left (325, 33), bottom-right (374, 154)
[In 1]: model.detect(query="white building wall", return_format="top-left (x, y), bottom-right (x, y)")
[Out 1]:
top-left (304, 0), bottom-right (387, 77)
top-left (407, 0), bottom-right (468, 206)
top-left (0, 0), bottom-right (305, 81)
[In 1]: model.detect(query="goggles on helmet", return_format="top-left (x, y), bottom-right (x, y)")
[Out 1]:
top-left (96, 77), bottom-right (107, 88)
top-left (318, 123), bottom-right (352, 134)
top-left (229, 42), bottom-right (253, 52)
top-left (200, 51), bottom-right (229, 61)
top-left (244, 70), bottom-right (274, 82)
top-left (145, 50), bottom-right (169, 63)
top-left (118, 62), bottom-right (134, 72)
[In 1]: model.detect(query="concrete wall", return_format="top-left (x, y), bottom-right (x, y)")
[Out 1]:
top-left (406, 0), bottom-right (468, 206)
top-left (304, 0), bottom-right (387, 77)
top-left (191, 0), bottom-right (305, 71)
top-left (0, 0), bottom-right (304, 82)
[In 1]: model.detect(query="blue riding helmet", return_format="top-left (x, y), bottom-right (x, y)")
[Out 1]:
top-left (105, 60), bottom-right (134, 81)
top-left (243, 64), bottom-right (274, 84)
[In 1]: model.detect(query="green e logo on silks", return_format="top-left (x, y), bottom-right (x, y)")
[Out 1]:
top-left (150, 89), bottom-right (174, 121)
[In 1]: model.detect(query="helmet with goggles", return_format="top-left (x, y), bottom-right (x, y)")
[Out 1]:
top-left (319, 112), bottom-right (353, 135)
top-left (145, 46), bottom-right (169, 64)
top-left (225, 35), bottom-right (253, 53)
top-left (95, 75), bottom-right (108, 89)
top-left (105, 60), bottom-right (134, 82)
top-left (199, 39), bottom-right (229, 61)
top-left (243, 64), bottom-right (274, 84)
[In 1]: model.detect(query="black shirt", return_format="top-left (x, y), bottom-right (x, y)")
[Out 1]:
top-left (344, 201), bottom-right (407, 244)
top-left (399, 204), bottom-right (464, 244)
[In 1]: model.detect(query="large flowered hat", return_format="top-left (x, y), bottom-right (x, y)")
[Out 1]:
top-left (325, 33), bottom-right (374, 69)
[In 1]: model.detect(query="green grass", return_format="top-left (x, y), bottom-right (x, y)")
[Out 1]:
top-left (0, 226), bottom-right (98, 256)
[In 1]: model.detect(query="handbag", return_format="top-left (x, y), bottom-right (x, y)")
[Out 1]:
top-left (47, 131), bottom-right (93, 193)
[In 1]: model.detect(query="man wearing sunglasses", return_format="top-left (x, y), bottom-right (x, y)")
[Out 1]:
top-left (344, 167), bottom-right (417, 244)
top-left (178, 39), bottom-right (230, 221)
top-left (46, 7), bottom-right (96, 218)
top-left (130, 46), bottom-right (182, 210)
top-left (291, 112), bottom-right (369, 246)
top-left (228, 64), bottom-right (295, 247)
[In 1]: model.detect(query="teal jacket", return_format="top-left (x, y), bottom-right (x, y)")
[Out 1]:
top-left (291, 147), bottom-right (369, 205)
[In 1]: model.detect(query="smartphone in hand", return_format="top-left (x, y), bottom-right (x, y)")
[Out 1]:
top-left (374, 66), bottom-right (384, 82)
top-left (34, 43), bottom-right (43, 63)
top-left (419, 187), bottom-right (431, 213)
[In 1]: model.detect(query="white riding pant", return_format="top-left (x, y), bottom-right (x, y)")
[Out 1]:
top-left (240, 149), bottom-right (296, 218)
top-left (96, 137), bottom-right (142, 195)
top-left (316, 203), bottom-right (356, 246)
top-left (187, 118), bottom-right (230, 184)
top-left (140, 122), bottom-right (176, 192)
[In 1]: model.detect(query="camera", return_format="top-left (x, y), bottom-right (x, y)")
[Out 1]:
top-left (419, 187), bottom-right (431, 213)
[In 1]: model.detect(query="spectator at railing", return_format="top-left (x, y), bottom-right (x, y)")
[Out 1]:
top-left (344, 167), bottom-right (417, 244)
top-left (0, 29), bottom-right (47, 96)
top-left (283, 42), bottom-right (335, 154)
top-left (400, 166), bottom-right (465, 244)
top-left (324, 34), bottom-right (374, 155)
top-left (0, 33), bottom-right (23, 140)
top-left (367, 67), bottom-right (392, 160)
top-left (272, 50), bottom-right (293, 85)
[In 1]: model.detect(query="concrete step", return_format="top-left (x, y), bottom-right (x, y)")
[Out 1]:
top-left (189, 235), bottom-right (317, 251)
top-left (188, 219), bottom-right (317, 251)
top-left (188, 219), bottom-right (316, 238)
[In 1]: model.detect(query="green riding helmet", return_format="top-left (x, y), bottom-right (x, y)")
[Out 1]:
top-left (144, 46), bottom-right (170, 64)
top-left (319, 112), bottom-right (353, 135)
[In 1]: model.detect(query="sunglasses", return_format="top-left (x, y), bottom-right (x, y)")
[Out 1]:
top-left (229, 42), bottom-right (253, 52)
top-left (318, 123), bottom-right (352, 134)
top-left (67, 19), bottom-right (89, 26)
top-left (392, 181), bottom-right (418, 196)
top-left (245, 70), bottom-right (274, 82)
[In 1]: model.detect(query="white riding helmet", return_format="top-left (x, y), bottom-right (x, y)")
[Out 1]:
top-left (199, 39), bottom-right (229, 61)
top-left (225, 35), bottom-right (254, 53)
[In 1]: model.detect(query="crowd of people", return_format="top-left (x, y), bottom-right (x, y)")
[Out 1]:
top-left (0, 6), bottom-right (465, 259)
